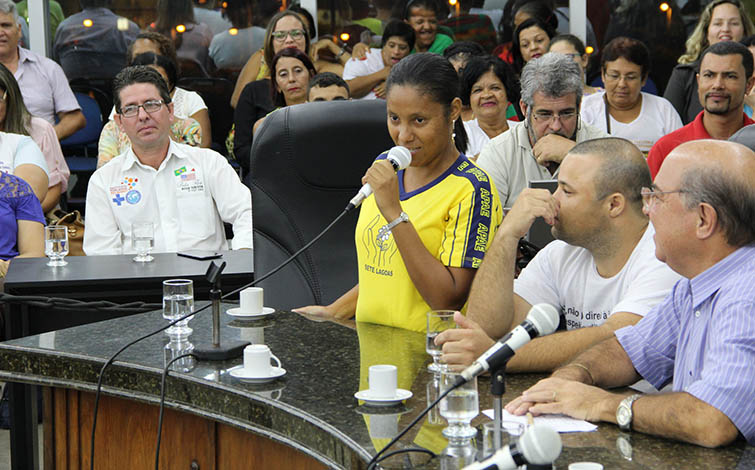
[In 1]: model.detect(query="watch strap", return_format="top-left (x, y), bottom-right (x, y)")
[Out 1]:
top-left (617, 393), bottom-right (642, 431)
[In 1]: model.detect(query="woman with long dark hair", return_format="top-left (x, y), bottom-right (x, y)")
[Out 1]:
top-left (294, 53), bottom-right (503, 332)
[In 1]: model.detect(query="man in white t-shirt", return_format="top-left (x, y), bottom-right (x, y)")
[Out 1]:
top-left (342, 20), bottom-right (414, 100)
top-left (437, 137), bottom-right (680, 372)
top-left (83, 66), bottom-right (252, 255)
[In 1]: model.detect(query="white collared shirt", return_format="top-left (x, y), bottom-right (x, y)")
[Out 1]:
top-left (476, 121), bottom-right (608, 208)
top-left (83, 140), bottom-right (252, 255)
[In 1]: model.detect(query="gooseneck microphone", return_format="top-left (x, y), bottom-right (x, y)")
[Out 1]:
top-left (461, 303), bottom-right (560, 382)
top-left (463, 424), bottom-right (562, 470)
top-left (346, 146), bottom-right (412, 210)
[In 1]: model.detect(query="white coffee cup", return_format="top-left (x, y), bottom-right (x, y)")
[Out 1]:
top-left (368, 364), bottom-right (398, 398)
top-left (243, 344), bottom-right (281, 376)
top-left (240, 287), bottom-right (264, 314)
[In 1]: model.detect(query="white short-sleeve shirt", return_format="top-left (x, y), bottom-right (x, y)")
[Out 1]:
top-left (343, 48), bottom-right (386, 100)
top-left (83, 141), bottom-right (252, 255)
top-left (0, 131), bottom-right (49, 176)
top-left (476, 121), bottom-right (608, 208)
top-left (514, 225), bottom-right (681, 330)
top-left (580, 91), bottom-right (683, 153)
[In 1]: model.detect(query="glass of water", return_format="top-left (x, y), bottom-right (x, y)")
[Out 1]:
top-left (132, 221), bottom-right (155, 262)
top-left (163, 279), bottom-right (194, 338)
top-left (439, 370), bottom-right (479, 440)
top-left (426, 310), bottom-right (456, 374)
top-left (44, 225), bottom-right (69, 266)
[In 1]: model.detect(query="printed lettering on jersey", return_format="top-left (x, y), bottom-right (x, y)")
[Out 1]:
top-left (175, 167), bottom-right (205, 194)
top-left (0, 161), bottom-right (11, 173)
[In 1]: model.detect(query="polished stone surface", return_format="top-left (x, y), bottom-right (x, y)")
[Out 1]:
top-left (0, 307), bottom-right (751, 469)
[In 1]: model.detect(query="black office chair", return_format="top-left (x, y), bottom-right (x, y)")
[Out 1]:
top-left (246, 99), bottom-right (394, 310)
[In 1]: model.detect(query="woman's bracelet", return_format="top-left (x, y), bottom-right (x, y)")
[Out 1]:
top-left (336, 46), bottom-right (348, 62)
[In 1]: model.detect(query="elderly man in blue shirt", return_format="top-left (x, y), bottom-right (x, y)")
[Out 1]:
top-left (505, 139), bottom-right (755, 448)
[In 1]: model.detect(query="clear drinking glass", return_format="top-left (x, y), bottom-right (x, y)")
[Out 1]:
top-left (132, 221), bottom-right (155, 262)
top-left (482, 421), bottom-right (525, 458)
top-left (164, 337), bottom-right (195, 373)
top-left (439, 370), bottom-right (479, 440)
top-left (44, 225), bottom-right (69, 266)
top-left (162, 279), bottom-right (194, 338)
top-left (426, 310), bottom-right (456, 373)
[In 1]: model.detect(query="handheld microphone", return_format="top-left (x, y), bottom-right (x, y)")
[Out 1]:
top-left (347, 146), bottom-right (412, 210)
top-left (462, 424), bottom-right (562, 470)
top-left (461, 304), bottom-right (560, 382)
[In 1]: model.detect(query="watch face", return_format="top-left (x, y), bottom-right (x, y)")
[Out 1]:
top-left (617, 405), bottom-right (631, 425)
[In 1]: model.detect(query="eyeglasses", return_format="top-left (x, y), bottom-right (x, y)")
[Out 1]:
top-left (604, 72), bottom-right (641, 83)
top-left (119, 100), bottom-right (165, 118)
top-left (640, 187), bottom-right (686, 210)
top-left (272, 29), bottom-right (305, 42)
top-left (531, 110), bottom-right (578, 123)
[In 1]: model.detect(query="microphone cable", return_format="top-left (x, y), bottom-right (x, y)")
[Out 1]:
top-left (89, 208), bottom-right (351, 470)
top-left (154, 352), bottom-right (196, 470)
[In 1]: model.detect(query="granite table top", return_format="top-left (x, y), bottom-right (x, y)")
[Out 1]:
top-left (0, 306), bottom-right (751, 469)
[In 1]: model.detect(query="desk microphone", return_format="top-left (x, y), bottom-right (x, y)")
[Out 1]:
top-left (462, 424), bottom-right (562, 470)
top-left (346, 146), bottom-right (412, 210)
top-left (461, 304), bottom-right (560, 382)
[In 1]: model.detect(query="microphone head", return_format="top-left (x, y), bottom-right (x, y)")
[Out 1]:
top-left (527, 304), bottom-right (560, 336)
top-left (519, 424), bottom-right (562, 465)
top-left (387, 146), bottom-right (412, 170)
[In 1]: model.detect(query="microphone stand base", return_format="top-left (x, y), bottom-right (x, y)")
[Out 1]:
top-left (193, 340), bottom-right (250, 361)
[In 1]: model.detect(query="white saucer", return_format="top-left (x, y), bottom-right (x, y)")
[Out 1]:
top-left (229, 365), bottom-right (286, 383)
top-left (354, 389), bottom-right (413, 406)
top-left (226, 307), bottom-right (275, 318)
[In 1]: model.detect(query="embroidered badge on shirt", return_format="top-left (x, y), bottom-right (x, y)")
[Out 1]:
top-left (110, 177), bottom-right (139, 206)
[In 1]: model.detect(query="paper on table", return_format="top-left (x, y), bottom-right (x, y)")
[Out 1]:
top-left (483, 409), bottom-right (598, 433)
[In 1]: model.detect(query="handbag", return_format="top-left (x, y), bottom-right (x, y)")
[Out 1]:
top-left (46, 209), bottom-right (85, 256)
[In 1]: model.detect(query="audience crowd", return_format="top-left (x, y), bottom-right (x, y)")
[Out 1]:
top-left (0, 0), bottom-right (753, 450)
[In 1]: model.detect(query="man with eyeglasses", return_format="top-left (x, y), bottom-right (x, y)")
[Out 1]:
top-left (437, 137), bottom-right (680, 374)
top-left (477, 53), bottom-right (608, 208)
top-left (504, 139), bottom-right (755, 448)
top-left (647, 41), bottom-right (755, 179)
top-left (83, 66), bottom-right (252, 255)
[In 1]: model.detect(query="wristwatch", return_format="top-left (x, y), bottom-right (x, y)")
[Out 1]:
top-left (616, 393), bottom-right (642, 431)
top-left (377, 212), bottom-right (409, 242)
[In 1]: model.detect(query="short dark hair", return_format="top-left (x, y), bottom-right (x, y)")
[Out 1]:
top-left (741, 34), bottom-right (755, 48)
top-left (381, 20), bottom-right (415, 48)
top-left (386, 53), bottom-right (468, 154)
top-left (699, 40), bottom-right (754, 79)
top-left (270, 47), bottom-right (317, 107)
top-left (569, 137), bottom-right (651, 214)
top-left (443, 41), bottom-right (486, 69)
top-left (461, 55), bottom-right (521, 114)
top-left (113, 65), bottom-right (172, 114)
top-left (127, 32), bottom-right (179, 73)
top-left (130, 52), bottom-right (178, 90)
top-left (512, 17), bottom-right (555, 73)
top-left (601, 37), bottom-right (651, 79)
top-left (550, 34), bottom-right (586, 55)
top-left (308, 72), bottom-right (350, 96)
top-left (404, 0), bottom-right (440, 19)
